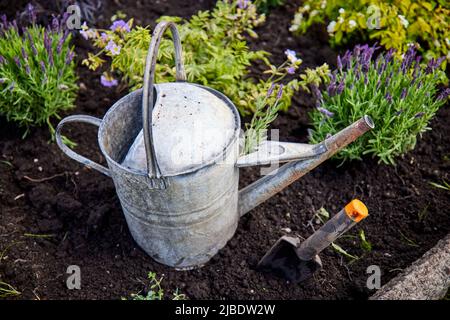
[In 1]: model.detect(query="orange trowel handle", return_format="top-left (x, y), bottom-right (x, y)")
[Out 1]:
top-left (296, 199), bottom-right (368, 261)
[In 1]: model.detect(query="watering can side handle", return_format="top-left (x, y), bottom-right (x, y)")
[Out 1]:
top-left (55, 115), bottom-right (111, 177)
top-left (142, 21), bottom-right (187, 180)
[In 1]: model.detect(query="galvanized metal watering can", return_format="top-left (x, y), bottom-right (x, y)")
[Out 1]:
top-left (56, 21), bottom-right (374, 269)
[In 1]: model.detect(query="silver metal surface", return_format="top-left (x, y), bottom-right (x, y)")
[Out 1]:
top-left (123, 83), bottom-right (239, 176)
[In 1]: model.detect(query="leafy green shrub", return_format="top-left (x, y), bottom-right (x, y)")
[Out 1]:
top-left (310, 44), bottom-right (449, 165)
top-left (290, 0), bottom-right (450, 67)
top-left (0, 7), bottom-right (78, 137)
top-left (82, 0), bottom-right (329, 116)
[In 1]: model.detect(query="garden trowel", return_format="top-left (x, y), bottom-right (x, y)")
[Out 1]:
top-left (257, 199), bottom-right (368, 283)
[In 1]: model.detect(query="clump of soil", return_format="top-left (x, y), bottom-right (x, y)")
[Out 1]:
top-left (0, 0), bottom-right (449, 300)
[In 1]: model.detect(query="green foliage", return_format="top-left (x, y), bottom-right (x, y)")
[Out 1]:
top-left (290, 0), bottom-right (450, 68)
top-left (0, 16), bottom-right (78, 137)
top-left (82, 0), bottom-right (329, 118)
top-left (310, 44), bottom-right (448, 165)
top-left (129, 272), bottom-right (186, 300)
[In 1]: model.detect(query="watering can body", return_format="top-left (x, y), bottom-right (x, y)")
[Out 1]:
top-left (56, 22), bottom-right (374, 269)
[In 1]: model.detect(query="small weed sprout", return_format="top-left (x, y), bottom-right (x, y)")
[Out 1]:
top-left (0, 5), bottom-right (78, 138)
top-left (0, 281), bottom-right (21, 298)
top-left (130, 272), bottom-right (186, 300)
top-left (429, 180), bottom-right (450, 192)
top-left (310, 44), bottom-right (449, 165)
top-left (359, 229), bottom-right (372, 252)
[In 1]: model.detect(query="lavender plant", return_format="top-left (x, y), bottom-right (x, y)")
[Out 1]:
top-left (0, 7), bottom-right (77, 137)
top-left (310, 44), bottom-right (449, 165)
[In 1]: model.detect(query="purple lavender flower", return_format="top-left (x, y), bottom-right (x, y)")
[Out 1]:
top-left (237, 0), bottom-right (250, 9)
top-left (317, 107), bottom-right (334, 118)
top-left (400, 46), bottom-right (415, 73)
top-left (337, 55), bottom-right (342, 70)
top-left (0, 55), bottom-right (4, 64)
top-left (26, 30), bottom-right (38, 56)
top-left (311, 85), bottom-right (322, 100)
top-left (105, 40), bottom-right (121, 55)
top-left (11, 19), bottom-right (18, 31)
top-left (276, 84), bottom-right (284, 99)
top-left (385, 92), bottom-right (393, 103)
top-left (425, 57), bottom-right (444, 74)
top-left (57, 30), bottom-right (69, 54)
top-left (21, 47), bottom-right (28, 61)
top-left (40, 61), bottom-right (46, 72)
top-left (286, 66), bottom-right (296, 75)
top-left (341, 50), bottom-right (351, 69)
top-left (110, 20), bottom-right (130, 33)
top-left (385, 49), bottom-right (395, 63)
top-left (267, 83), bottom-right (275, 97)
top-left (414, 112), bottom-right (424, 118)
top-left (376, 79), bottom-right (381, 90)
top-left (336, 81), bottom-right (345, 95)
top-left (14, 56), bottom-right (21, 68)
top-left (44, 30), bottom-right (52, 53)
top-left (27, 3), bottom-right (36, 24)
top-left (8, 82), bottom-right (15, 91)
top-left (385, 71), bottom-right (393, 86)
top-left (400, 88), bottom-right (408, 99)
top-left (437, 88), bottom-right (450, 101)
top-left (1, 14), bottom-right (7, 29)
top-left (25, 64), bottom-right (30, 75)
top-left (48, 50), bottom-right (54, 67)
top-left (65, 50), bottom-right (74, 65)
top-left (100, 74), bottom-right (118, 87)
top-left (327, 83), bottom-right (336, 97)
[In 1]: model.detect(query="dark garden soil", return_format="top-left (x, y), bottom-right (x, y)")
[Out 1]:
top-left (0, 0), bottom-right (449, 300)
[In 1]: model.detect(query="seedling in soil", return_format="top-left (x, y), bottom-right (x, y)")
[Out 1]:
top-left (331, 243), bottom-right (359, 261)
top-left (417, 204), bottom-right (430, 222)
top-left (0, 160), bottom-right (13, 168)
top-left (128, 272), bottom-right (186, 300)
top-left (399, 231), bottom-right (420, 248)
top-left (429, 180), bottom-right (450, 192)
top-left (0, 281), bottom-right (20, 298)
top-left (359, 229), bottom-right (372, 253)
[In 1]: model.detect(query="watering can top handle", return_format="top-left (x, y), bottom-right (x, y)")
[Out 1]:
top-left (142, 21), bottom-right (187, 179)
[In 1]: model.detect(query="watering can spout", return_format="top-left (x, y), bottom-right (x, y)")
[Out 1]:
top-left (238, 115), bottom-right (375, 216)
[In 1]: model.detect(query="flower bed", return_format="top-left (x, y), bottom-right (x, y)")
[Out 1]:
top-left (0, 0), bottom-right (449, 300)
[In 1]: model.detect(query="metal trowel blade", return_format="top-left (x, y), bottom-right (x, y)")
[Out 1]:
top-left (257, 236), bottom-right (322, 283)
